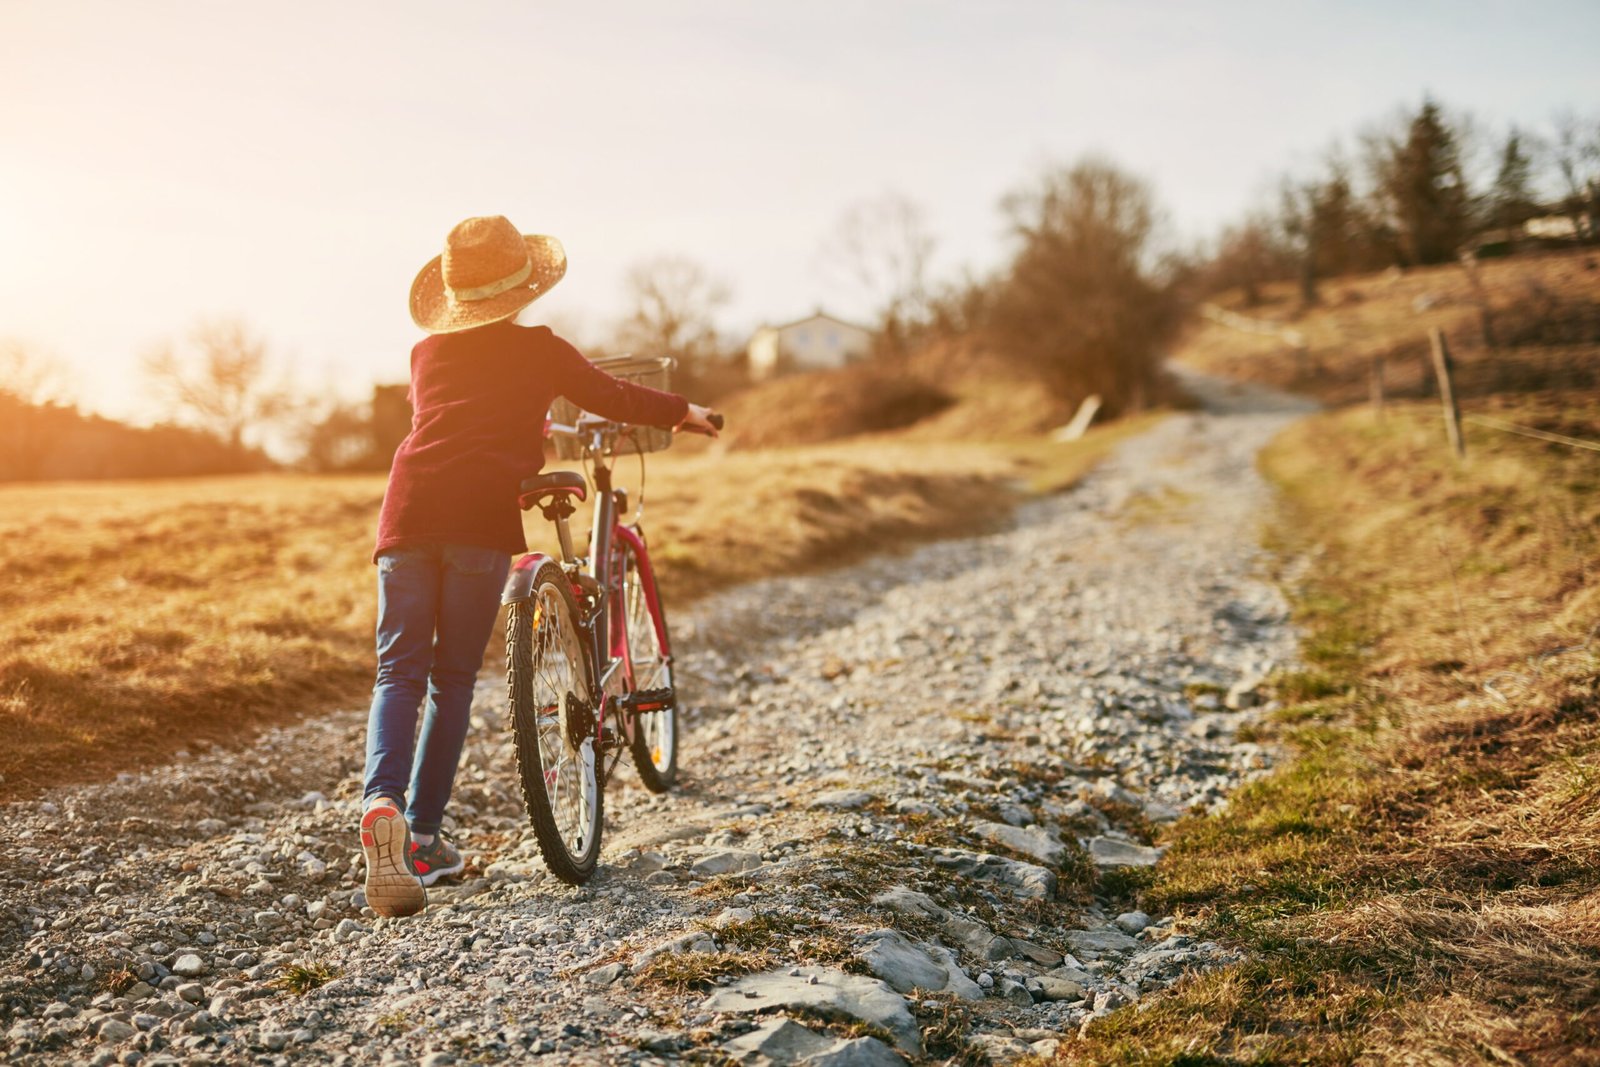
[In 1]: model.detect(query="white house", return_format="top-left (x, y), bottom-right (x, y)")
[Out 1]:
top-left (747, 310), bottom-right (874, 379)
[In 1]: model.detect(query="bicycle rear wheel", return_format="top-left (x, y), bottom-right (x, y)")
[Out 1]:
top-left (506, 561), bottom-right (602, 884)
top-left (619, 540), bottom-right (679, 792)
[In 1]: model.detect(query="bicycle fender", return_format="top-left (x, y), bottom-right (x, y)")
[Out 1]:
top-left (501, 552), bottom-right (559, 605)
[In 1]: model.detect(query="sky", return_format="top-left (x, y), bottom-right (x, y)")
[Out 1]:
top-left (3, 0), bottom-right (1598, 424)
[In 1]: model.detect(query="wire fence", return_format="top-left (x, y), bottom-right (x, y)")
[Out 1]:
top-left (1459, 412), bottom-right (1600, 454)
top-left (1200, 309), bottom-right (1600, 700)
top-left (1361, 325), bottom-right (1600, 703)
top-left (1483, 621), bottom-right (1600, 705)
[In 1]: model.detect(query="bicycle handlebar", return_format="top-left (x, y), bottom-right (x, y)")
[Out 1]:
top-left (546, 410), bottom-right (725, 441)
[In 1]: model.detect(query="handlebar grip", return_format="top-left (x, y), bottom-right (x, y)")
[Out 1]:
top-left (709, 413), bottom-right (725, 431)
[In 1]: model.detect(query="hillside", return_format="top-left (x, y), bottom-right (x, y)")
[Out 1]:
top-left (1177, 246), bottom-right (1599, 414)
top-left (715, 340), bottom-right (1139, 451)
top-left (1071, 249), bottom-right (1600, 1062)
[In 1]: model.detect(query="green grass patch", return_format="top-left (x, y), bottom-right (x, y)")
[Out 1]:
top-left (272, 961), bottom-right (340, 996)
top-left (1071, 394), bottom-right (1600, 1063)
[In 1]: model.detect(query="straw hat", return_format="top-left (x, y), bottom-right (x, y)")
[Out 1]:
top-left (409, 216), bottom-right (567, 334)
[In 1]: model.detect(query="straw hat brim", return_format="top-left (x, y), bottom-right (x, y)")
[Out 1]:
top-left (409, 234), bottom-right (567, 334)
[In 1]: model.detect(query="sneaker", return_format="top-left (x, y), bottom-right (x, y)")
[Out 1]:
top-left (360, 797), bottom-right (425, 917)
top-left (409, 832), bottom-right (466, 886)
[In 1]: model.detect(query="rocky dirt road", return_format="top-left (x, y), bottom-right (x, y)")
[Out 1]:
top-left (1, 378), bottom-right (1310, 1066)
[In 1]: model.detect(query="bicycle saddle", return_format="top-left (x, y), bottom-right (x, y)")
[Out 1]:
top-left (519, 471), bottom-right (588, 508)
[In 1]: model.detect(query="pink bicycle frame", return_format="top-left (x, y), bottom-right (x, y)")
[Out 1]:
top-left (608, 523), bottom-right (672, 676)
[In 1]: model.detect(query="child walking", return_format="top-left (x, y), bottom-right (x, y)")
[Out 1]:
top-left (361, 215), bottom-right (718, 917)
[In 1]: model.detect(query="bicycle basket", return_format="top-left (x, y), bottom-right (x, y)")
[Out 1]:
top-left (548, 355), bottom-right (676, 460)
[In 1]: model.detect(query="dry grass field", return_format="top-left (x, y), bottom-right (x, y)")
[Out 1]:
top-left (1177, 246), bottom-right (1600, 410)
top-left (0, 423), bottom-right (1149, 802)
top-left (1069, 253), bottom-right (1600, 1064)
top-left (0, 475), bottom-right (384, 800)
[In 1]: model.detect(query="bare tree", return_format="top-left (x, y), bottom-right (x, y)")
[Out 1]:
top-left (820, 191), bottom-right (936, 354)
top-left (614, 257), bottom-right (731, 392)
top-left (1207, 212), bottom-right (1295, 306)
top-left (0, 341), bottom-right (72, 480)
top-left (988, 158), bottom-right (1180, 413)
top-left (142, 318), bottom-right (294, 451)
top-left (0, 340), bottom-right (69, 406)
top-left (1550, 110), bottom-right (1600, 240)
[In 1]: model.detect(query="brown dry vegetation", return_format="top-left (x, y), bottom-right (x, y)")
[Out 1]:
top-left (0, 476), bottom-right (382, 800)
top-left (1068, 255), bottom-right (1600, 1063)
top-left (715, 337), bottom-right (1170, 452)
top-left (0, 423), bottom-right (1149, 802)
top-left (1178, 246), bottom-right (1600, 409)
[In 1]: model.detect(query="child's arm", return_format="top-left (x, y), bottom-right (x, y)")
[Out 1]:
top-left (545, 332), bottom-right (688, 430)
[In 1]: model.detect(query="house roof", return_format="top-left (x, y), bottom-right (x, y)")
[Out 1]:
top-left (754, 309), bottom-right (873, 337)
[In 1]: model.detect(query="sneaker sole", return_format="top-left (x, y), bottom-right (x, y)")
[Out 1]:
top-left (417, 856), bottom-right (466, 887)
top-left (361, 806), bottom-right (425, 917)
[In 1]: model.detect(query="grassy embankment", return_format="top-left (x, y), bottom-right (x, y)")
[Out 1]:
top-left (0, 415), bottom-right (1157, 803)
top-left (1068, 249), bottom-right (1600, 1064)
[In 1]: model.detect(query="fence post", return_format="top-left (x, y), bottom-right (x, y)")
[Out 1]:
top-left (1428, 327), bottom-right (1465, 459)
top-left (1370, 355), bottom-right (1386, 421)
top-left (1457, 250), bottom-right (1498, 350)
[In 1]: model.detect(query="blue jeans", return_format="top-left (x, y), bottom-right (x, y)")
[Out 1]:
top-left (363, 543), bottom-right (511, 835)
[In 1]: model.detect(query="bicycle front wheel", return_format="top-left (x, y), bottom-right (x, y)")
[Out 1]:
top-left (506, 561), bottom-right (603, 884)
top-left (619, 540), bottom-right (679, 792)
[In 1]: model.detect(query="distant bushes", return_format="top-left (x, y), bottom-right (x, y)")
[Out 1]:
top-left (0, 396), bottom-right (274, 482)
top-left (982, 159), bottom-right (1183, 417)
top-left (719, 364), bottom-right (955, 450)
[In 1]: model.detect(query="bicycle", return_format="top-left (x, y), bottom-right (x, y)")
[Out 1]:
top-left (502, 377), bottom-right (722, 884)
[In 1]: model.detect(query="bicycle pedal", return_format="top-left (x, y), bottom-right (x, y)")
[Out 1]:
top-left (621, 687), bottom-right (675, 714)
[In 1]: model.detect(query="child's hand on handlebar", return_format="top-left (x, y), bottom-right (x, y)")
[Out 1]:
top-left (676, 403), bottom-right (723, 438)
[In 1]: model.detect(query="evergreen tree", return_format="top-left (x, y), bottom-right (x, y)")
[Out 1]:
top-left (1378, 100), bottom-right (1471, 264)
top-left (1490, 128), bottom-right (1539, 237)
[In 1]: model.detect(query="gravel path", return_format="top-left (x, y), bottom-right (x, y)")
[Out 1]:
top-left (1, 378), bottom-right (1311, 1066)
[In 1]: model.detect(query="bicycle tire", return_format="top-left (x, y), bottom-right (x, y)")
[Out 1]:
top-left (506, 560), bottom-right (603, 884)
top-left (619, 540), bottom-right (679, 792)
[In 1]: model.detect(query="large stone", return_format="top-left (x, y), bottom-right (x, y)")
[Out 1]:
top-left (1114, 910), bottom-right (1152, 933)
top-left (995, 978), bottom-right (1034, 1008)
top-left (804, 1036), bottom-right (905, 1066)
top-left (1063, 928), bottom-right (1140, 959)
top-left (1085, 837), bottom-right (1162, 868)
top-left (858, 930), bottom-right (945, 993)
top-left (1035, 967), bottom-right (1093, 1001)
top-left (970, 822), bottom-right (1067, 867)
top-left (722, 1017), bottom-right (833, 1064)
top-left (483, 860), bottom-right (536, 882)
top-left (97, 1019), bottom-right (136, 1043)
top-left (871, 886), bottom-right (948, 922)
top-left (858, 930), bottom-right (982, 1000)
top-left (691, 850), bottom-right (764, 878)
top-left (929, 848), bottom-right (1056, 900)
top-left (808, 789), bottom-right (874, 811)
top-left (584, 962), bottom-right (627, 986)
top-left (942, 916), bottom-right (1015, 962)
top-left (969, 1033), bottom-right (1035, 1064)
top-left (1008, 937), bottom-right (1064, 967)
top-left (925, 943), bottom-right (985, 1000)
top-left (702, 967), bottom-right (921, 1055)
top-left (1225, 675), bottom-right (1266, 710)
top-left (171, 954), bottom-right (206, 978)
top-left (892, 798), bottom-right (946, 818)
